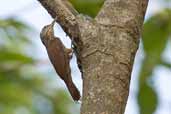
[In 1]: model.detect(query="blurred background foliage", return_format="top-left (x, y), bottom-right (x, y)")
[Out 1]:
top-left (69, 0), bottom-right (104, 18)
top-left (0, 0), bottom-right (171, 114)
top-left (0, 18), bottom-right (76, 114)
top-left (138, 8), bottom-right (171, 114)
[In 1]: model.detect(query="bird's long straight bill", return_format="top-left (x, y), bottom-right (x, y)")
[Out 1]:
top-left (50, 17), bottom-right (58, 27)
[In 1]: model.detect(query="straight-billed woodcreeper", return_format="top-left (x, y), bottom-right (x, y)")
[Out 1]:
top-left (40, 18), bottom-right (80, 101)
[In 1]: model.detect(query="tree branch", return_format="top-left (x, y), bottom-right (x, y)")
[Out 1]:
top-left (37, 0), bottom-right (149, 114)
top-left (37, 0), bottom-right (80, 39)
top-left (96, 0), bottom-right (149, 32)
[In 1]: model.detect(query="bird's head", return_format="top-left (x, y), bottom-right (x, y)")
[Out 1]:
top-left (40, 18), bottom-right (57, 45)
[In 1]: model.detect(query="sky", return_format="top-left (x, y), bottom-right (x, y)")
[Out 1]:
top-left (0, 0), bottom-right (171, 114)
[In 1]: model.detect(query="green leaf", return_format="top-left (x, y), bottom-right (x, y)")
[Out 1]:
top-left (0, 18), bottom-right (30, 30)
top-left (0, 82), bottom-right (32, 106)
top-left (0, 49), bottom-right (34, 64)
top-left (142, 9), bottom-right (171, 57)
top-left (3, 27), bottom-right (31, 44)
top-left (138, 9), bottom-right (171, 114)
top-left (52, 90), bottom-right (73, 114)
top-left (138, 58), bottom-right (158, 114)
top-left (69, 0), bottom-right (104, 17)
top-left (159, 60), bottom-right (171, 69)
top-left (0, 18), bottom-right (32, 45)
top-left (138, 84), bottom-right (158, 114)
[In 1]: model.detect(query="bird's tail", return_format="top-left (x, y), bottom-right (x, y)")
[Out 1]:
top-left (65, 79), bottom-right (81, 101)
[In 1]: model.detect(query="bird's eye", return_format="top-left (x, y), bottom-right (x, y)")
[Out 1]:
top-left (44, 26), bottom-right (48, 29)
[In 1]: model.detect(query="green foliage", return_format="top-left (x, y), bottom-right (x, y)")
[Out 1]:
top-left (0, 50), bottom-right (34, 63)
top-left (138, 9), bottom-right (171, 114)
top-left (0, 18), bottom-right (76, 114)
top-left (0, 18), bottom-right (32, 45)
top-left (138, 84), bottom-right (158, 114)
top-left (143, 9), bottom-right (171, 56)
top-left (69, 0), bottom-right (104, 17)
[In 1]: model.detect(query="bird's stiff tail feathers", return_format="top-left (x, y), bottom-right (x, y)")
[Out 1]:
top-left (65, 79), bottom-right (81, 101)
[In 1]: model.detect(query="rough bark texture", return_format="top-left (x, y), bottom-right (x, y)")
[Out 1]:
top-left (37, 0), bottom-right (149, 114)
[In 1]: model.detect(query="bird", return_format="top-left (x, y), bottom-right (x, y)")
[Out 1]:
top-left (40, 18), bottom-right (81, 101)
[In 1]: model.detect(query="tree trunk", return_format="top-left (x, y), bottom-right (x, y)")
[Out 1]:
top-left (37, 0), bottom-right (149, 114)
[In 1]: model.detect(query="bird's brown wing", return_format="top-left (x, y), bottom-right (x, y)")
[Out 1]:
top-left (46, 38), bottom-right (70, 80)
top-left (45, 38), bottom-right (80, 101)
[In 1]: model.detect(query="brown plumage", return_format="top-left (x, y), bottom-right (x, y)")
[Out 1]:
top-left (40, 18), bottom-right (80, 101)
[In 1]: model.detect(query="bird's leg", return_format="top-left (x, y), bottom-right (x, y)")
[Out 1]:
top-left (70, 36), bottom-right (76, 57)
top-left (65, 36), bottom-right (75, 59)
top-left (65, 48), bottom-right (73, 59)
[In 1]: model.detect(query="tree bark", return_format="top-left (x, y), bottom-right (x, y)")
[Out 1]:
top-left (37, 0), bottom-right (149, 114)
